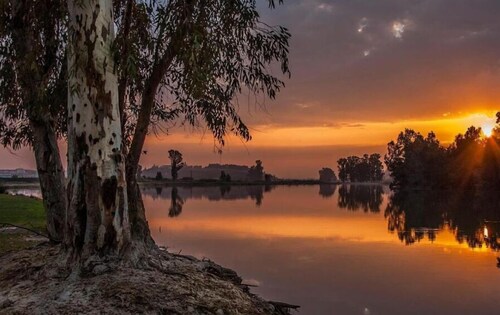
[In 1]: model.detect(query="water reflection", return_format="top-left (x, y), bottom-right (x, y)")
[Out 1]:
top-left (385, 190), bottom-right (500, 250)
top-left (142, 184), bottom-right (274, 206)
top-left (337, 184), bottom-right (383, 212)
top-left (143, 184), bottom-right (500, 255)
top-left (142, 185), bottom-right (500, 314)
top-left (12, 185), bottom-right (500, 313)
top-left (169, 187), bottom-right (184, 217)
top-left (318, 184), bottom-right (336, 198)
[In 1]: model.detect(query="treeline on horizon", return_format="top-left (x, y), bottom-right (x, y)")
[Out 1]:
top-left (385, 112), bottom-right (500, 190)
top-left (336, 154), bottom-right (384, 183)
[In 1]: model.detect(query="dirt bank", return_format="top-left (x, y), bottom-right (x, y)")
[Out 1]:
top-left (0, 244), bottom-right (298, 314)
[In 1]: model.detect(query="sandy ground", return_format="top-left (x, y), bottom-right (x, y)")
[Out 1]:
top-left (0, 244), bottom-right (297, 315)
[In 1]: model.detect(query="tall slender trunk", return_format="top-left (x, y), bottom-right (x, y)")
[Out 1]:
top-left (66, 0), bottom-right (130, 260)
top-left (124, 1), bottom-right (193, 242)
top-left (125, 41), bottom-right (180, 243)
top-left (30, 119), bottom-right (66, 242)
top-left (126, 74), bottom-right (162, 244)
top-left (11, 1), bottom-right (66, 242)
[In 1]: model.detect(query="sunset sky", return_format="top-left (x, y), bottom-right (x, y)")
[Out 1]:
top-left (1, 0), bottom-right (499, 178)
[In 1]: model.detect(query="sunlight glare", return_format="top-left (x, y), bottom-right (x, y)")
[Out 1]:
top-left (482, 123), bottom-right (494, 137)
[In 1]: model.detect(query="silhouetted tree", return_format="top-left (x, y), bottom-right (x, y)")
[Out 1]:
top-left (220, 171), bottom-right (231, 182)
top-left (386, 114), bottom-right (500, 191)
top-left (448, 126), bottom-right (483, 187)
top-left (385, 129), bottom-right (447, 188)
top-left (168, 150), bottom-right (185, 181)
top-left (368, 154), bottom-right (384, 181)
top-left (247, 160), bottom-right (264, 181)
top-left (155, 172), bottom-right (163, 180)
top-left (478, 116), bottom-right (500, 189)
top-left (319, 168), bottom-right (337, 183)
top-left (337, 158), bottom-right (348, 182)
top-left (337, 154), bottom-right (383, 182)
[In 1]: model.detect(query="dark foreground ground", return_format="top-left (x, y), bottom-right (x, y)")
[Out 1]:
top-left (0, 244), bottom-right (297, 315)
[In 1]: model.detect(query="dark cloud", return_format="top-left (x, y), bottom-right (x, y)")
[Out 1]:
top-left (248, 0), bottom-right (500, 126)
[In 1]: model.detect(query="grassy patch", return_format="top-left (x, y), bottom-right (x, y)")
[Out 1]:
top-left (0, 194), bottom-right (46, 255)
top-left (0, 194), bottom-right (45, 231)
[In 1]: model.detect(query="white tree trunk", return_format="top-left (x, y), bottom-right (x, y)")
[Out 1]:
top-left (66, 0), bottom-right (130, 259)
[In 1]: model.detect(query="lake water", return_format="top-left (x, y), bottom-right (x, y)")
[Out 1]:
top-left (11, 185), bottom-right (500, 314)
top-left (142, 184), bottom-right (500, 315)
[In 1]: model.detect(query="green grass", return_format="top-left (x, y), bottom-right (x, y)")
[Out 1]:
top-left (0, 194), bottom-right (46, 254)
top-left (0, 194), bottom-right (46, 230)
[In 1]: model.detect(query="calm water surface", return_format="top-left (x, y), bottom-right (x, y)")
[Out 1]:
top-left (11, 185), bottom-right (500, 314)
top-left (142, 185), bottom-right (500, 315)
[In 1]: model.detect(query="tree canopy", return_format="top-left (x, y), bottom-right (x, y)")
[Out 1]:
top-left (385, 113), bottom-right (500, 190)
top-left (337, 154), bottom-right (384, 183)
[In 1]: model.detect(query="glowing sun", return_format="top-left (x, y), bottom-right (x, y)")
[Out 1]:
top-left (482, 123), bottom-right (494, 137)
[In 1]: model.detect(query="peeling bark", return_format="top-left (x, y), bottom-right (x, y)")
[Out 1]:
top-left (66, 0), bottom-right (130, 261)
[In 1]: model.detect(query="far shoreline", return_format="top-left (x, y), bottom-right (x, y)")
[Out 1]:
top-left (0, 177), bottom-right (391, 189)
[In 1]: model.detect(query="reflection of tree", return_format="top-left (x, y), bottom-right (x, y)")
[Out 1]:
top-left (337, 185), bottom-right (383, 212)
top-left (141, 185), bottom-right (274, 207)
top-left (220, 185), bottom-right (231, 197)
top-left (248, 185), bottom-right (264, 206)
top-left (449, 192), bottom-right (500, 251)
top-left (385, 190), bottom-right (500, 250)
top-left (319, 184), bottom-right (336, 198)
top-left (155, 187), bottom-right (163, 197)
top-left (384, 191), bottom-right (443, 244)
top-left (168, 187), bottom-right (184, 217)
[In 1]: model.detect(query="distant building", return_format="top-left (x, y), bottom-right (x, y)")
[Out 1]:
top-left (0, 168), bottom-right (38, 178)
top-left (141, 164), bottom-right (253, 181)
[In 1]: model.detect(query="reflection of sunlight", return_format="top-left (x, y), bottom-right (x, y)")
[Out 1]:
top-left (431, 227), bottom-right (490, 253)
top-left (150, 215), bottom-right (394, 242)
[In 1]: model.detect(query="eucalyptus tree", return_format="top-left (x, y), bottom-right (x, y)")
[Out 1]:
top-left (65, 0), bottom-right (130, 259)
top-left (0, 0), bottom-right (67, 241)
top-left (64, 0), bottom-right (290, 258)
top-left (112, 0), bottom-right (291, 243)
top-left (1, 0), bottom-right (290, 259)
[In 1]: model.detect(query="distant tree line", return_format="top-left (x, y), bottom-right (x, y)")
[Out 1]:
top-left (385, 112), bottom-right (500, 190)
top-left (337, 154), bottom-right (384, 183)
